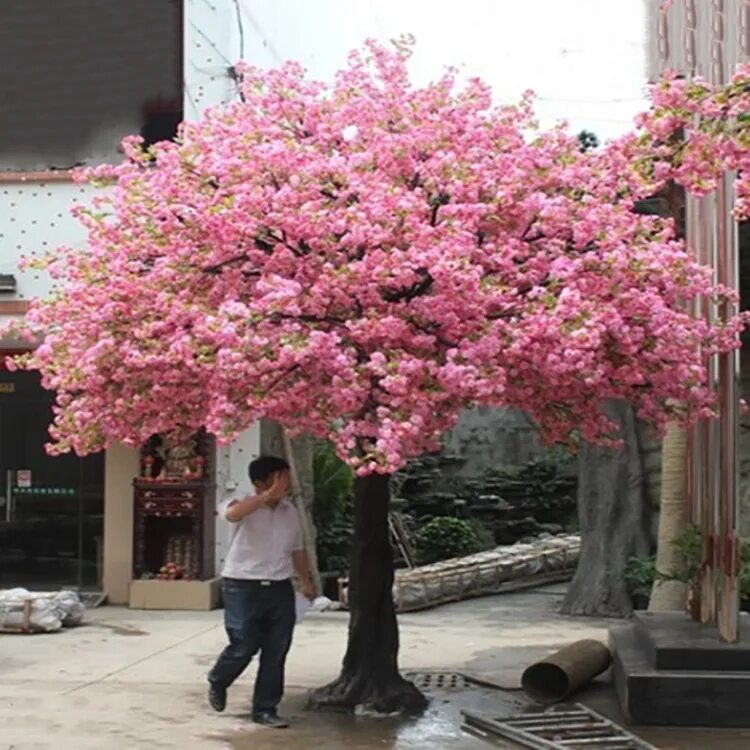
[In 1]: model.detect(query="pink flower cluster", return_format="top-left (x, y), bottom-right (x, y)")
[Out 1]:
top-left (7, 42), bottom-right (747, 474)
top-left (629, 66), bottom-right (750, 219)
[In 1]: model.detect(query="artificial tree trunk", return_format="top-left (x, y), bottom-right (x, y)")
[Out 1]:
top-left (560, 400), bottom-right (651, 617)
top-left (648, 422), bottom-right (689, 611)
top-left (308, 472), bottom-right (427, 714)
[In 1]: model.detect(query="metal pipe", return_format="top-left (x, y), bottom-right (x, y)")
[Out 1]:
top-left (716, 171), bottom-right (741, 643)
top-left (702, 195), bottom-right (721, 625)
top-left (521, 640), bottom-right (612, 704)
top-left (709, 0), bottom-right (741, 643)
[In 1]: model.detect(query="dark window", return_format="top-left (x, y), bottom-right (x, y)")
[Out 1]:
top-left (0, 370), bottom-right (104, 589)
top-left (0, 0), bottom-right (183, 172)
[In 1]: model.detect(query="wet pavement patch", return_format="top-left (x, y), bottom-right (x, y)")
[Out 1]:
top-left (209, 677), bottom-right (750, 750)
top-left (211, 683), bottom-right (526, 750)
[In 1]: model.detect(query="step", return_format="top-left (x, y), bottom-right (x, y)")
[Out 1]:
top-left (611, 622), bottom-right (750, 727)
top-left (632, 611), bottom-right (750, 672)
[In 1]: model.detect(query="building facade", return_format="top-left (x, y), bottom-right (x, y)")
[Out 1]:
top-left (645, 0), bottom-right (749, 638)
top-left (0, 0), bottom-right (263, 603)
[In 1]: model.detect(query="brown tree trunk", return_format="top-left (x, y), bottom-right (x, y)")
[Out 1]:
top-left (307, 473), bottom-right (427, 714)
top-left (560, 400), bottom-right (650, 617)
top-left (649, 422), bottom-right (689, 611)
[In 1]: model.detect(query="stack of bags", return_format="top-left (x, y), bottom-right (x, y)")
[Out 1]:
top-left (0, 588), bottom-right (85, 633)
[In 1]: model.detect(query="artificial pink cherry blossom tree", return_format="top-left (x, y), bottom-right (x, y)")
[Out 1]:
top-left (10, 45), bottom-right (749, 713)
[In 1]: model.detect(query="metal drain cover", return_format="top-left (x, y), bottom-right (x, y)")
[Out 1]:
top-left (405, 671), bottom-right (469, 690)
top-left (463, 704), bottom-right (658, 750)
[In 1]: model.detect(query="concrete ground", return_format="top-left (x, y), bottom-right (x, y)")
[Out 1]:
top-left (1, 585), bottom-right (749, 749)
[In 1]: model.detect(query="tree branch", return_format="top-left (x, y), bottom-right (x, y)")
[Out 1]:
top-left (380, 268), bottom-right (434, 303)
top-left (263, 363), bottom-right (302, 394)
top-left (269, 312), bottom-right (348, 328)
top-left (203, 254), bottom-right (251, 275)
top-left (520, 216), bottom-right (545, 243)
top-left (428, 192), bottom-right (450, 227)
top-left (202, 229), bottom-right (282, 274)
top-left (408, 318), bottom-right (457, 347)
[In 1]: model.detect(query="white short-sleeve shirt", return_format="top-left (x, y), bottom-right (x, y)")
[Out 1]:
top-left (221, 497), bottom-right (303, 580)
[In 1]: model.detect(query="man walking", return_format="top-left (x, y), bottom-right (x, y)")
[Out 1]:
top-left (208, 455), bottom-right (315, 728)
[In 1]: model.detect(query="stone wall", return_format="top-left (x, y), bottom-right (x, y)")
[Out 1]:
top-left (395, 409), bottom-right (578, 546)
top-left (397, 406), bottom-right (670, 549)
top-left (440, 408), bottom-right (543, 478)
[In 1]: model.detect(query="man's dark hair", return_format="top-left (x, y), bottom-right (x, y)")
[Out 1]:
top-left (248, 455), bottom-right (290, 484)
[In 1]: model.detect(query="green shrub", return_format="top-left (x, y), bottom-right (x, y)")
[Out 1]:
top-left (665, 523), bottom-right (702, 586)
top-left (416, 516), bottom-right (482, 564)
top-left (621, 526), bottom-right (750, 607)
top-left (467, 517), bottom-right (496, 552)
top-left (622, 555), bottom-right (658, 601)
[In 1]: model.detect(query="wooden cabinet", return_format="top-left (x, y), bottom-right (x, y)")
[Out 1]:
top-left (132, 480), bottom-right (215, 581)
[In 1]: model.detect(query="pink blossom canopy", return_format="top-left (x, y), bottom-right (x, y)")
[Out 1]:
top-left (11, 44), bottom-right (748, 473)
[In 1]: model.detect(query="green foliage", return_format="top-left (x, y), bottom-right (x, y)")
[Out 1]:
top-left (741, 543), bottom-right (750, 599)
top-left (416, 516), bottom-right (482, 564)
top-left (538, 444), bottom-right (577, 472)
top-left (577, 129), bottom-right (600, 152)
top-left (664, 523), bottom-right (702, 586)
top-left (313, 441), bottom-right (354, 572)
top-left (467, 517), bottom-right (496, 552)
top-left (621, 525), bottom-right (750, 605)
top-left (622, 555), bottom-right (658, 600)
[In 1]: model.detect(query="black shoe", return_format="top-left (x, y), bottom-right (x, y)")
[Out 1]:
top-left (208, 683), bottom-right (227, 713)
top-left (253, 711), bottom-right (289, 728)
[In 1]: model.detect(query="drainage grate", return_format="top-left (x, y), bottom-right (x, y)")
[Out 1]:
top-left (463, 704), bottom-right (658, 750)
top-left (405, 671), bottom-right (468, 690)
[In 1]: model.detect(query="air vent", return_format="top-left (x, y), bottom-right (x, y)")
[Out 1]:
top-left (0, 275), bottom-right (17, 294)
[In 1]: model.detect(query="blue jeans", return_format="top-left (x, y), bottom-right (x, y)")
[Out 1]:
top-left (208, 578), bottom-right (295, 715)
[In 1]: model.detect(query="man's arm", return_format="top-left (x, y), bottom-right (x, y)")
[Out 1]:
top-left (225, 473), bottom-right (288, 523)
top-left (225, 492), bottom-right (269, 523)
top-left (292, 549), bottom-right (316, 599)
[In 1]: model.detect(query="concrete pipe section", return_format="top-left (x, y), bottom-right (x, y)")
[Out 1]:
top-left (521, 639), bottom-right (612, 704)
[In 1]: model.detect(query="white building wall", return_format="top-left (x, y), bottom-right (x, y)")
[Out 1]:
top-left (184, 0), bottom-right (238, 121)
top-left (0, 180), bottom-right (97, 303)
top-left (0, 0), bottom-right (180, 318)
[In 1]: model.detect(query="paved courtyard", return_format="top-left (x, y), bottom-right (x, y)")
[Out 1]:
top-left (2, 586), bottom-right (749, 749)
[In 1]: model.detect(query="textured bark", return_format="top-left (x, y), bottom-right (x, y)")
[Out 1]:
top-left (560, 400), bottom-right (650, 617)
top-left (649, 422), bottom-right (689, 611)
top-left (308, 473), bottom-right (427, 715)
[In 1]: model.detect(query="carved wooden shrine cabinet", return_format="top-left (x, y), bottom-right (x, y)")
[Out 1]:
top-left (132, 433), bottom-right (215, 581)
